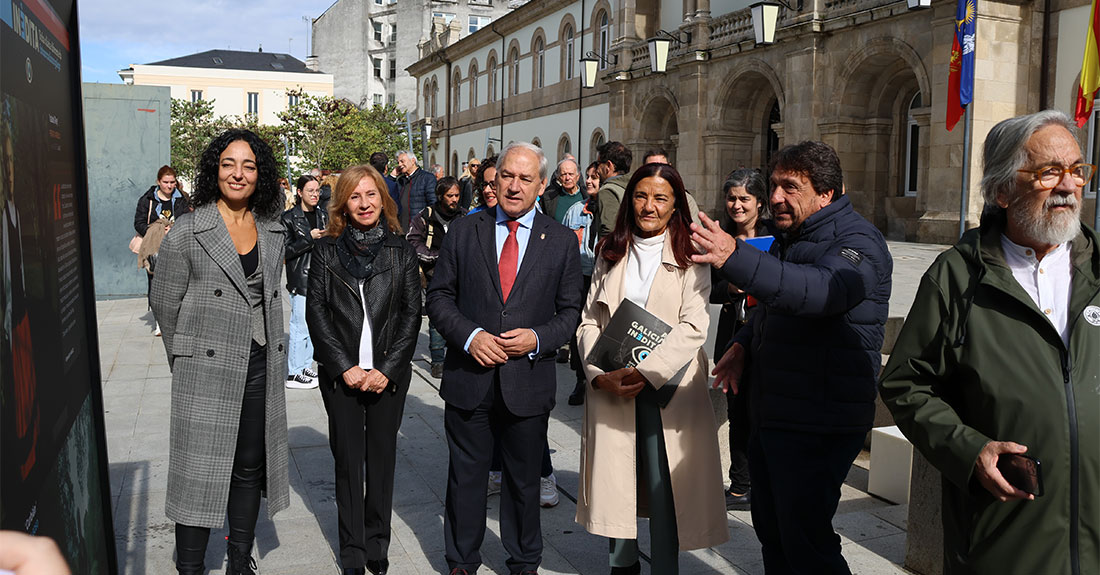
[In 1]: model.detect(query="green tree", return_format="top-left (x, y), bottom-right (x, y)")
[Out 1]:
top-left (169, 98), bottom-right (229, 185)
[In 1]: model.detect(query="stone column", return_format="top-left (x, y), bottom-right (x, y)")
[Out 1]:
top-left (683, 0), bottom-right (697, 22)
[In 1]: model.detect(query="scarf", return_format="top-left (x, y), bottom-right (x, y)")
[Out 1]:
top-left (337, 224), bottom-right (387, 279)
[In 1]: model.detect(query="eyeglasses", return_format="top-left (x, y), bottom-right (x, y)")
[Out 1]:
top-left (1017, 163), bottom-right (1096, 191)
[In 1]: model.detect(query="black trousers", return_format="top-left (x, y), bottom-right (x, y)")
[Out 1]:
top-left (176, 343), bottom-right (267, 572)
top-left (568, 275), bottom-right (593, 384)
top-left (318, 369), bottom-right (409, 569)
top-left (748, 427), bottom-right (865, 575)
top-left (444, 376), bottom-right (549, 574)
top-left (726, 381), bottom-right (751, 493)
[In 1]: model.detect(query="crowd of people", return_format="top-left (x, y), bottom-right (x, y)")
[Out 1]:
top-left (128, 109), bottom-right (1098, 575)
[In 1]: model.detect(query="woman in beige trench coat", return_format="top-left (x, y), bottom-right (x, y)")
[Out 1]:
top-left (576, 162), bottom-right (728, 574)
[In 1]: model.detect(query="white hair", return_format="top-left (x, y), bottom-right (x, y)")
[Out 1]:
top-left (397, 150), bottom-right (420, 165)
top-left (497, 141), bottom-right (549, 181)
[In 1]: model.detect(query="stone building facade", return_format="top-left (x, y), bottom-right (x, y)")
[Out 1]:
top-left (414, 0), bottom-right (1100, 243)
top-left (312, 0), bottom-right (519, 111)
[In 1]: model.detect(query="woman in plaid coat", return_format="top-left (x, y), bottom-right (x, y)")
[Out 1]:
top-left (151, 129), bottom-right (290, 575)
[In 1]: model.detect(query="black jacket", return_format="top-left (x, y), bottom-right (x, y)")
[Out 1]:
top-left (305, 231), bottom-right (421, 391)
top-left (725, 195), bottom-right (893, 433)
top-left (281, 204), bottom-right (329, 295)
top-left (134, 185), bottom-right (191, 236)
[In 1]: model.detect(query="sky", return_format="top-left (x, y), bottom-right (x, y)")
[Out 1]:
top-left (78, 0), bottom-right (339, 84)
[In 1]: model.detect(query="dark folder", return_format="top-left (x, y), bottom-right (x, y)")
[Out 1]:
top-left (586, 299), bottom-right (684, 407)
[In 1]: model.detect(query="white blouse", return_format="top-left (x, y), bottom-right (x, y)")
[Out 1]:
top-left (624, 232), bottom-right (666, 308)
top-left (358, 280), bottom-right (374, 370)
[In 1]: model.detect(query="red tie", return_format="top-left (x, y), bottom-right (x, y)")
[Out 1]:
top-left (499, 220), bottom-right (519, 302)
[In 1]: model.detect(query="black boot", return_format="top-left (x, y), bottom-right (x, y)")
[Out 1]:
top-left (568, 379), bottom-right (586, 406)
top-left (225, 541), bottom-right (256, 575)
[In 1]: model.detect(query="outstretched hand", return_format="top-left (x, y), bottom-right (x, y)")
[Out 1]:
top-left (712, 342), bottom-right (746, 394)
top-left (690, 212), bottom-right (737, 268)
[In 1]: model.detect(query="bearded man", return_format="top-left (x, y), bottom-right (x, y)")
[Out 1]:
top-left (880, 110), bottom-right (1100, 574)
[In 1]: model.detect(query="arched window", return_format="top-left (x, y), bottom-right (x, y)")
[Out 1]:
top-left (487, 55), bottom-right (497, 102)
top-left (564, 25), bottom-right (575, 80)
top-left (430, 78), bottom-right (438, 118)
top-left (590, 128), bottom-right (606, 163)
top-left (453, 70), bottom-right (462, 112)
top-left (533, 37), bottom-right (545, 89)
top-left (452, 152), bottom-right (459, 174)
top-left (469, 61), bottom-right (479, 107)
top-left (599, 12), bottom-right (610, 70)
top-left (557, 133), bottom-right (571, 162)
top-left (423, 80), bottom-right (431, 117)
top-left (903, 92), bottom-right (922, 197)
top-left (509, 47), bottom-right (520, 96)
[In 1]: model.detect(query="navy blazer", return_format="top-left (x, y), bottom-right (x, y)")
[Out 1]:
top-left (426, 206), bottom-right (583, 417)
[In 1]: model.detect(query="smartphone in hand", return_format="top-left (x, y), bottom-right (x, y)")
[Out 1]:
top-left (997, 453), bottom-right (1043, 497)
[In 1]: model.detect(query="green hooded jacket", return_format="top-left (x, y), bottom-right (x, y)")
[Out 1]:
top-left (879, 215), bottom-right (1099, 575)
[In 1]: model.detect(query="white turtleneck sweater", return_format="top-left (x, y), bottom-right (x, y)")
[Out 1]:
top-left (624, 232), bottom-right (666, 308)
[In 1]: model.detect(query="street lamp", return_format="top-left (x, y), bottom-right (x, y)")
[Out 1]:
top-left (580, 51), bottom-right (617, 89)
top-left (749, 0), bottom-right (801, 46)
top-left (647, 30), bottom-right (690, 74)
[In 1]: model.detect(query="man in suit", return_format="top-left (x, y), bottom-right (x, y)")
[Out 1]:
top-left (427, 142), bottom-right (583, 575)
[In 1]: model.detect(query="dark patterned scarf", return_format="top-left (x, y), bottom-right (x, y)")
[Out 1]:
top-left (337, 224), bottom-right (387, 279)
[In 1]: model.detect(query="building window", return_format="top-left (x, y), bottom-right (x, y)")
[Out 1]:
top-left (373, 57), bottom-right (382, 78)
top-left (766, 100), bottom-right (781, 170)
top-left (374, 0), bottom-right (382, 4)
top-left (599, 13), bottom-right (610, 70)
top-left (191, 90), bottom-right (203, 102)
top-left (373, 21), bottom-right (383, 42)
top-left (534, 37), bottom-right (545, 89)
top-left (509, 47), bottom-right (519, 96)
top-left (433, 12), bottom-right (456, 24)
top-left (590, 129), bottom-right (605, 163)
top-left (387, 93), bottom-right (395, 105)
top-left (430, 79), bottom-right (438, 117)
top-left (469, 15), bottom-right (491, 33)
top-left (247, 92), bottom-right (259, 116)
top-left (453, 71), bottom-right (462, 111)
top-left (565, 25), bottom-right (574, 80)
top-left (488, 57), bottom-right (497, 102)
top-left (389, 58), bottom-right (396, 80)
top-left (390, 23), bottom-right (397, 43)
top-left (373, 94), bottom-right (383, 107)
top-left (557, 133), bottom-right (571, 162)
top-left (903, 92), bottom-right (922, 197)
top-left (469, 62), bottom-right (479, 106)
top-left (288, 93), bottom-right (299, 107)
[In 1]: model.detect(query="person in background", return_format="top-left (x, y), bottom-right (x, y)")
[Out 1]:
top-left (407, 176), bottom-right (467, 379)
top-left (560, 161), bottom-right (601, 406)
top-left (710, 168), bottom-right (771, 510)
top-left (279, 177), bottom-right (293, 210)
top-left (458, 158), bottom-right (480, 211)
top-left (576, 162), bottom-right (727, 574)
top-left (320, 172), bottom-right (339, 214)
top-left (880, 110), bottom-right (1100, 575)
top-left (540, 158), bottom-right (585, 225)
top-left (394, 151), bottom-right (437, 230)
top-left (467, 156), bottom-right (498, 214)
top-left (595, 142), bottom-right (632, 239)
top-left (370, 152), bottom-right (399, 202)
top-left (151, 129), bottom-right (291, 575)
top-left (306, 165), bottom-right (421, 575)
top-left (427, 143), bottom-right (583, 575)
top-left (134, 165), bottom-right (191, 336)
top-left (281, 174), bottom-right (327, 390)
top-left (432, 164), bottom-right (446, 180)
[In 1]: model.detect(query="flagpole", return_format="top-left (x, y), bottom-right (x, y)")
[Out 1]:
top-left (958, 106), bottom-right (972, 238)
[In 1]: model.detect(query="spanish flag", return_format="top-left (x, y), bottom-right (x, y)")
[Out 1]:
top-left (946, 0), bottom-right (977, 131)
top-left (1075, 0), bottom-right (1100, 127)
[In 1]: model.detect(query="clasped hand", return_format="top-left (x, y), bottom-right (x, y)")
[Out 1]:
top-left (593, 366), bottom-right (646, 398)
top-left (342, 366), bottom-right (389, 393)
top-left (468, 329), bottom-right (537, 367)
top-left (974, 441), bottom-right (1035, 502)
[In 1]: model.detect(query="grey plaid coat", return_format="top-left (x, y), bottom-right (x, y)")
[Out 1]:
top-left (150, 203), bottom-right (290, 528)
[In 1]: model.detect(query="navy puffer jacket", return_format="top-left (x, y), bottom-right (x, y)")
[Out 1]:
top-left (724, 194), bottom-right (892, 433)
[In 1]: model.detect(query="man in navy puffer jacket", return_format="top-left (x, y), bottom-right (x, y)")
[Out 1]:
top-left (692, 141), bottom-right (892, 575)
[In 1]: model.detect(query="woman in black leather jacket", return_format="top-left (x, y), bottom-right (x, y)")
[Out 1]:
top-left (304, 164), bottom-right (420, 575)
top-left (282, 175), bottom-right (327, 388)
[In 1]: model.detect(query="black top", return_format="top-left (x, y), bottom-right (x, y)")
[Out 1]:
top-left (239, 243), bottom-right (259, 277)
top-left (155, 196), bottom-right (176, 221)
top-left (303, 209), bottom-right (318, 230)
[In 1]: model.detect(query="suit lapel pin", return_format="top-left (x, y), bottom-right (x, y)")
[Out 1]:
top-left (540, 233), bottom-right (545, 240)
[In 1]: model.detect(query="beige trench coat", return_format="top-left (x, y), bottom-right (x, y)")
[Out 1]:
top-left (575, 237), bottom-right (728, 550)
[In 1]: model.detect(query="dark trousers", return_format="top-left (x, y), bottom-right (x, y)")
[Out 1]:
top-left (175, 343), bottom-right (267, 573)
top-left (318, 368), bottom-right (409, 569)
top-left (568, 275), bottom-right (593, 384)
top-left (726, 382), bottom-right (751, 493)
top-left (444, 377), bottom-right (549, 574)
top-left (748, 428), bottom-right (865, 575)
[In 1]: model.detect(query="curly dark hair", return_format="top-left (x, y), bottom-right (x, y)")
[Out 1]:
top-left (191, 129), bottom-right (283, 219)
top-left (769, 141), bottom-right (844, 198)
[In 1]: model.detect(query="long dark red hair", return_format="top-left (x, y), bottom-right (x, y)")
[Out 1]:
top-left (597, 162), bottom-right (696, 268)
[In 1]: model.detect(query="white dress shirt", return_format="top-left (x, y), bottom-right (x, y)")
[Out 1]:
top-left (1000, 235), bottom-right (1073, 346)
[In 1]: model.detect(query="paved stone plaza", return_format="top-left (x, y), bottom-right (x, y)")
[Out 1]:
top-left (99, 241), bottom-right (946, 574)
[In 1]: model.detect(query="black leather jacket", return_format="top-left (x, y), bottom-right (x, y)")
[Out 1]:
top-left (281, 204), bottom-right (329, 295)
top-left (305, 231), bottom-right (421, 391)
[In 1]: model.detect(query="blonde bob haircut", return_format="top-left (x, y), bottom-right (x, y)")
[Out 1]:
top-left (326, 164), bottom-right (403, 237)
